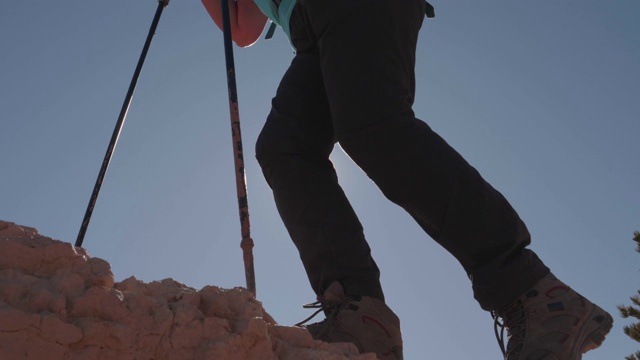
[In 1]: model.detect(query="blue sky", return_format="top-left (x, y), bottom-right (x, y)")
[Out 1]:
top-left (1, 0), bottom-right (639, 358)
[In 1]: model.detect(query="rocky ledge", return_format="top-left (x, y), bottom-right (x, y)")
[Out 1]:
top-left (0, 220), bottom-right (375, 360)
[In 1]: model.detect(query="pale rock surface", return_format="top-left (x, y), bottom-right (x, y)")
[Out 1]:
top-left (0, 220), bottom-right (376, 360)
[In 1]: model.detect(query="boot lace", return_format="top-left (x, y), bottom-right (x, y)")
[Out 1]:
top-left (493, 312), bottom-right (507, 357)
top-left (294, 296), bottom-right (356, 327)
top-left (493, 300), bottom-right (526, 359)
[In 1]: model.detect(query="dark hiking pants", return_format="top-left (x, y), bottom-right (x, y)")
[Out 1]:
top-left (255, 0), bottom-right (549, 311)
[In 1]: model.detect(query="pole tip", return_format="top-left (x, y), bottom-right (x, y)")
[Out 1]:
top-left (159, 0), bottom-right (170, 7)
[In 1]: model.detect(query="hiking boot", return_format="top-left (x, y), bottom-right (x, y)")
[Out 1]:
top-left (297, 281), bottom-right (403, 360)
top-left (493, 272), bottom-right (613, 360)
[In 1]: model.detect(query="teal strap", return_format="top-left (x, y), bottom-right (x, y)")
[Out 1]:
top-left (265, 21), bottom-right (277, 39)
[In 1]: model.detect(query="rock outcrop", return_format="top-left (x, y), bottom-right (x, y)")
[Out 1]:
top-left (0, 220), bottom-right (375, 360)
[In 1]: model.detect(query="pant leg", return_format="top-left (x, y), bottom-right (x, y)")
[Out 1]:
top-left (255, 38), bottom-right (385, 300)
top-left (298, 0), bottom-right (549, 310)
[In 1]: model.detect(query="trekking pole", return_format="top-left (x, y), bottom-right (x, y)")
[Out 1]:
top-left (75, 0), bottom-right (170, 248)
top-left (220, 0), bottom-right (257, 296)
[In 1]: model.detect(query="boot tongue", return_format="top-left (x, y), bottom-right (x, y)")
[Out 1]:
top-left (323, 281), bottom-right (346, 304)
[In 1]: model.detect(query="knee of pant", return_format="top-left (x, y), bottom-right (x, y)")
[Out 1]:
top-left (255, 125), bottom-right (299, 171)
top-left (255, 128), bottom-right (276, 170)
top-left (257, 125), bottom-right (335, 170)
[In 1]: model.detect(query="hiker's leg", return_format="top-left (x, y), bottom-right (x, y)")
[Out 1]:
top-left (301, 0), bottom-right (548, 310)
top-left (255, 45), bottom-right (384, 300)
